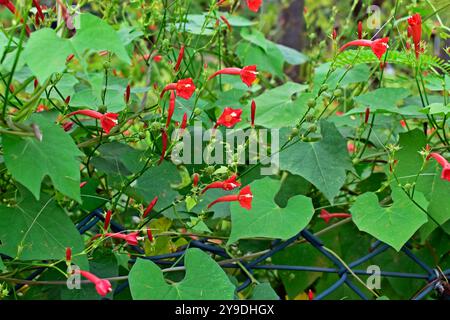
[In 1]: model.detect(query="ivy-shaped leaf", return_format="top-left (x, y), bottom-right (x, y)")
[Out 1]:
top-left (279, 120), bottom-right (353, 203)
top-left (3, 114), bottom-right (83, 202)
top-left (350, 187), bottom-right (428, 251)
top-left (0, 189), bottom-right (87, 268)
top-left (71, 13), bottom-right (131, 64)
top-left (346, 87), bottom-right (411, 115)
top-left (22, 29), bottom-right (73, 83)
top-left (129, 248), bottom-right (235, 300)
top-left (241, 82), bottom-right (308, 129)
top-left (23, 13), bottom-right (130, 82)
top-left (134, 162), bottom-right (181, 211)
top-left (228, 177), bottom-right (314, 244)
top-left (392, 129), bottom-right (450, 239)
top-left (4, 116), bottom-right (81, 198)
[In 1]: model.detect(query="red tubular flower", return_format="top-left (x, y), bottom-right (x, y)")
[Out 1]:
top-left (76, 270), bottom-right (112, 297)
top-left (79, 181), bottom-right (87, 188)
top-left (428, 153), bottom-right (450, 182)
top-left (65, 96), bottom-right (71, 105)
top-left (104, 232), bottom-right (140, 246)
top-left (332, 28), bottom-right (337, 40)
top-left (215, 107), bottom-right (242, 128)
top-left (202, 174), bottom-right (241, 194)
top-left (66, 247), bottom-right (72, 262)
top-left (36, 104), bottom-right (48, 112)
top-left (347, 142), bottom-right (356, 154)
top-left (179, 112), bottom-right (188, 135)
top-left (66, 109), bottom-right (119, 134)
top-left (104, 210), bottom-right (112, 232)
top-left (192, 173), bottom-right (200, 187)
top-left (0, 0), bottom-right (16, 14)
top-left (208, 65), bottom-right (258, 87)
top-left (147, 229), bottom-right (154, 242)
top-left (407, 13), bottom-right (422, 59)
top-left (161, 78), bottom-right (195, 100)
top-left (174, 45), bottom-right (185, 72)
top-left (66, 54), bottom-right (75, 63)
top-left (153, 55), bottom-right (162, 62)
top-left (34, 79), bottom-right (39, 89)
top-left (364, 107), bottom-right (370, 124)
top-left (319, 209), bottom-right (351, 224)
top-left (246, 0), bottom-right (262, 12)
top-left (63, 121), bottom-right (74, 132)
top-left (357, 21), bottom-right (363, 39)
top-left (143, 196), bottom-right (158, 218)
top-left (33, 0), bottom-right (45, 22)
top-left (124, 84), bottom-right (131, 104)
top-left (308, 289), bottom-right (314, 301)
top-left (207, 185), bottom-right (253, 210)
top-left (220, 16), bottom-right (232, 32)
top-left (159, 130), bottom-right (168, 164)
top-left (165, 91), bottom-right (176, 128)
top-left (251, 100), bottom-right (256, 127)
top-left (339, 37), bottom-right (389, 60)
top-left (19, 18), bottom-right (31, 37)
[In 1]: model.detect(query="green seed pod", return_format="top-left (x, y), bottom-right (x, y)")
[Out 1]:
top-left (194, 108), bottom-right (202, 116)
top-left (150, 122), bottom-right (162, 132)
top-left (204, 166), bottom-right (215, 176)
top-left (333, 88), bottom-right (343, 97)
top-left (97, 105), bottom-right (107, 113)
top-left (305, 114), bottom-right (315, 122)
top-left (320, 84), bottom-right (329, 92)
top-left (307, 98), bottom-right (316, 109)
top-left (308, 124), bottom-right (317, 133)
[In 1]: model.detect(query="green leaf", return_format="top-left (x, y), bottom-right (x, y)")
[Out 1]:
top-left (22, 28), bottom-right (73, 83)
top-left (275, 173), bottom-right (311, 207)
top-left (350, 187), bottom-right (428, 251)
top-left (71, 13), bottom-right (130, 64)
top-left (272, 244), bottom-right (325, 298)
top-left (420, 103), bottom-right (450, 115)
top-left (134, 162), bottom-right (181, 211)
top-left (416, 162), bottom-right (450, 239)
top-left (251, 283), bottom-right (279, 300)
top-left (279, 120), bottom-right (353, 203)
top-left (240, 29), bottom-right (268, 52)
top-left (392, 129), bottom-right (450, 239)
top-left (0, 256), bottom-right (5, 272)
top-left (0, 189), bottom-right (87, 267)
top-left (393, 129), bottom-right (427, 185)
top-left (228, 178), bottom-right (314, 244)
top-left (129, 248), bottom-right (235, 300)
top-left (3, 114), bottom-right (83, 202)
top-left (236, 41), bottom-right (284, 78)
top-left (346, 88), bottom-right (411, 115)
top-left (276, 44), bottom-right (309, 65)
top-left (240, 82), bottom-right (308, 128)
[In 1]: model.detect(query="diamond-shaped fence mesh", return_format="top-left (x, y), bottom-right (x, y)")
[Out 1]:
top-left (12, 209), bottom-right (449, 300)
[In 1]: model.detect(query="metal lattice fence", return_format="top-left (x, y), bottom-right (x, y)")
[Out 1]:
top-left (12, 209), bottom-right (449, 300)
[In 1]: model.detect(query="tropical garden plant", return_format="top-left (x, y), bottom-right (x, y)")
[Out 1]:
top-left (0, 0), bottom-right (449, 300)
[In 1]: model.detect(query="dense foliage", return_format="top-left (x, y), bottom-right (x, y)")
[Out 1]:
top-left (0, 0), bottom-right (449, 300)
